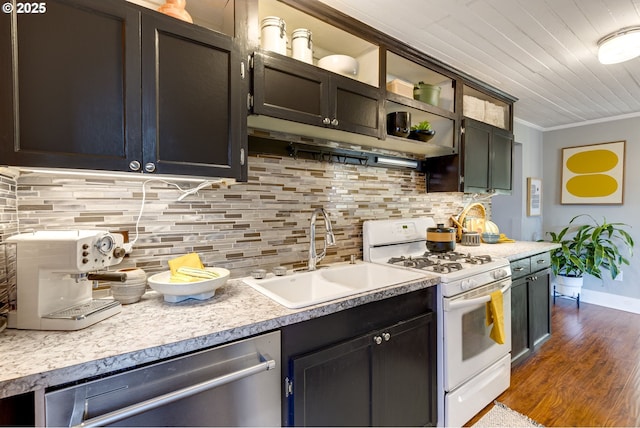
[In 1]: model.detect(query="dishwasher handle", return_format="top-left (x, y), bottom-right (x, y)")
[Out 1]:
top-left (73, 354), bottom-right (276, 428)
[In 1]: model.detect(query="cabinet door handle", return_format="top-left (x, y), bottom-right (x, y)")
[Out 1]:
top-left (144, 163), bottom-right (156, 173)
top-left (129, 161), bottom-right (141, 171)
top-left (322, 117), bottom-right (331, 125)
top-left (373, 336), bottom-right (383, 345)
top-left (382, 332), bottom-right (391, 342)
top-left (513, 267), bottom-right (524, 271)
top-left (331, 118), bottom-right (339, 126)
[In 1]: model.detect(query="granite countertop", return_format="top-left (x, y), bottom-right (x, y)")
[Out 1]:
top-left (456, 240), bottom-right (559, 260)
top-left (0, 240), bottom-right (557, 399)
top-left (0, 269), bottom-right (439, 399)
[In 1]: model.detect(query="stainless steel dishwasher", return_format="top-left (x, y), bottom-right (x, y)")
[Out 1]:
top-left (45, 331), bottom-right (280, 427)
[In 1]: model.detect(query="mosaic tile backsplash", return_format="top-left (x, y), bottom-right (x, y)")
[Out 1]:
top-left (0, 154), bottom-right (484, 278)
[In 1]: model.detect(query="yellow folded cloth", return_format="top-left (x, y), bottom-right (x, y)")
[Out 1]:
top-left (168, 253), bottom-right (204, 275)
top-left (168, 253), bottom-right (210, 283)
top-left (169, 272), bottom-right (204, 283)
top-left (485, 290), bottom-right (505, 344)
top-left (497, 233), bottom-right (515, 243)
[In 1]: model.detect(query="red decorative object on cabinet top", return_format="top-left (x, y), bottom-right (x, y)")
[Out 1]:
top-left (158, 0), bottom-right (193, 23)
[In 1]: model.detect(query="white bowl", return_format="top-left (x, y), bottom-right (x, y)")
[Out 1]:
top-left (148, 267), bottom-right (230, 303)
top-left (111, 282), bottom-right (147, 304)
top-left (317, 55), bottom-right (359, 77)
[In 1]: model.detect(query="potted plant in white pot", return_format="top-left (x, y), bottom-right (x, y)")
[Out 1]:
top-left (546, 215), bottom-right (634, 297)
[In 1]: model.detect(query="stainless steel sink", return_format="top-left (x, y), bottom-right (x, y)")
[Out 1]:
top-left (243, 262), bottom-right (426, 308)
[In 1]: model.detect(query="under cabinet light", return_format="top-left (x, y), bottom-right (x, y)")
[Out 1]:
top-left (598, 26), bottom-right (640, 64)
top-left (374, 156), bottom-right (418, 169)
top-left (15, 166), bottom-right (234, 184)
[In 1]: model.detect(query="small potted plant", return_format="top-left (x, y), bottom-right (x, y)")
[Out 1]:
top-left (546, 214), bottom-right (634, 296)
top-left (409, 120), bottom-right (436, 142)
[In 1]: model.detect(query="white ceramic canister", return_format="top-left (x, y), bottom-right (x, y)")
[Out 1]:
top-left (261, 16), bottom-right (287, 55)
top-left (291, 28), bottom-right (313, 64)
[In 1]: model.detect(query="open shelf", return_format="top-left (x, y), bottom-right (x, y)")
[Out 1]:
top-left (463, 85), bottom-right (512, 131)
top-left (385, 100), bottom-right (457, 156)
top-left (257, 1), bottom-right (379, 87)
top-left (386, 51), bottom-right (456, 113)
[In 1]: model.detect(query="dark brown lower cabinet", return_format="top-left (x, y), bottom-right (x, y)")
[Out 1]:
top-left (510, 277), bottom-right (530, 363)
top-left (0, 391), bottom-right (34, 426)
top-left (510, 259), bottom-right (551, 366)
top-left (282, 288), bottom-right (437, 427)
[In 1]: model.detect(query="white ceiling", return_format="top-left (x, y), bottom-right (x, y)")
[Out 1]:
top-left (318, 0), bottom-right (640, 130)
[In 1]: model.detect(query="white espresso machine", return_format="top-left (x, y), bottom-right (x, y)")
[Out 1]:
top-left (6, 230), bottom-right (127, 330)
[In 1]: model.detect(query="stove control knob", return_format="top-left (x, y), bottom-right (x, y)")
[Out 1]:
top-left (492, 269), bottom-right (508, 280)
top-left (461, 278), bottom-right (476, 291)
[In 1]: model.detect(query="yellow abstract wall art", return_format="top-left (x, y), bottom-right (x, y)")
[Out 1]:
top-left (561, 141), bottom-right (625, 204)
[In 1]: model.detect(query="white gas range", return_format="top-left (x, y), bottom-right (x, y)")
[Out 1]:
top-left (363, 217), bottom-right (512, 427)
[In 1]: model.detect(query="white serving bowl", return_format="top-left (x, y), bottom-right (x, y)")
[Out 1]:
top-left (148, 267), bottom-right (230, 303)
top-left (317, 54), bottom-right (359, 77)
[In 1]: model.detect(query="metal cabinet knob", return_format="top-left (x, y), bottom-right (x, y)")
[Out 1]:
top-left (373, 336), bottom-right (383, 345)
top-left (322, 117), bottom-right (331, 125)
top-left (144, 162), bottom-right (156, 173)
top-left (382, 332), bottom-right (391, 341)
top-left (331, 118), bottom-right (339, 126)
top-left (129, 160), bottom-right (141, 171)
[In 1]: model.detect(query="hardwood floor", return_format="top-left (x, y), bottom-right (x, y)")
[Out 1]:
top-left (466, 298), bottom-right (640, 427)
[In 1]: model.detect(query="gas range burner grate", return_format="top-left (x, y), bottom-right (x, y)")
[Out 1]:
top-left (431, 262), bottom-right (463, 274)
top-left (388, 256), bottom-right (436, 269)
top-left (468, 254), bottom-right (493, 264)
top-left (424, 251), bottom-right (492, 264)
top-left (388, 252), bottom-right (496, 273)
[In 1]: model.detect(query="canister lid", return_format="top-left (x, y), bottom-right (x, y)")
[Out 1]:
top-left (292, 28), bottom-right (312, 39)
top-left (261, 16), bottom-right (286, 30)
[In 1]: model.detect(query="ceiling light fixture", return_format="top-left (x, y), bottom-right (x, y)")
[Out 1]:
top-left (597, 26), bottom-right (640, 64)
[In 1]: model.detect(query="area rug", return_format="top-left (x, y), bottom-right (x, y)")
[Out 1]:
top-left (472, 401), bottom-right (544, 427)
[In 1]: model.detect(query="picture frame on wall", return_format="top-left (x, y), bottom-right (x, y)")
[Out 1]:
top-left (561, 141), bottom-right (625, 205)
top-left (527, 177), bottom-right (542, 216)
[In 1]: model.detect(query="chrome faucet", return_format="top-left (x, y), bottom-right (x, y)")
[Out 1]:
top-left (308, 208), bottom-right (336, 271)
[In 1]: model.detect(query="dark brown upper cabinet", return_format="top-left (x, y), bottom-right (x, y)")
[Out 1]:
top-left (425, 118), bottom-right (513, 193)
top-left (251, 51), bottom-right (382, 138)
top-left (0, 0), bottom-right (247, 180)
top-left (141, 11), bottom-right (245, 179)
top-left (462, 118), bottom-right (513, 194)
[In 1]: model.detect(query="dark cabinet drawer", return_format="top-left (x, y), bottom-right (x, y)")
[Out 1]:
top-left (510, 258), bottom-right (531, 280)
top-left (531, 252), bottom-right (551, 272)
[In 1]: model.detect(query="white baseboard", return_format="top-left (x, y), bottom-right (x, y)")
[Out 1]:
top-left (579, 289), bottom-right (640, 314)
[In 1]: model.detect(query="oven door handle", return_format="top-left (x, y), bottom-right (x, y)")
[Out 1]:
top-left (444, 281), bottom-right (511, 312)
top-left (72, 353), bottom-right (276, 428)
